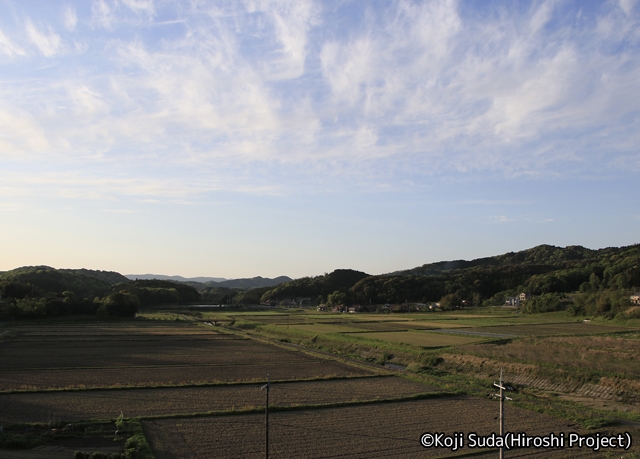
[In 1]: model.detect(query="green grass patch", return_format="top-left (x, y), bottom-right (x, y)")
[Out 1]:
top-left (342, 330), bottom-right (489, 347)
top-left (288, 323), bottom-right (364, 333)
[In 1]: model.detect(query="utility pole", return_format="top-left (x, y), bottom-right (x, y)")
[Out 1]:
top-left (261, 375), bottom-right (270, 459)
top-left (492, 368), bottom-right (512, 459)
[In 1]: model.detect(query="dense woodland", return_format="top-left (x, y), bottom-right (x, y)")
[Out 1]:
top-left (1, 243), bottom-right (639, 319)
top-left (259, 244), bottom-right (640, 318)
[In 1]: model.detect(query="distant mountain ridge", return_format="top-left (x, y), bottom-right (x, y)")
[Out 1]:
top-left (126, 274), bottom-right (227, 283)
top-left (212, 276), bottom-right (293, 289)
top-left (125, 274), bottom-right (292, 289)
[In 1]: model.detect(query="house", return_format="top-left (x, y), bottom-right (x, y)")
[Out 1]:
top-left (348, 305), bottom-right (362, 313)
top-left (331, 304), bottom-right (346, 313)
top-left (505, 297), bottom-right (519, 307)
top-left (505, 293), bottom-right (530, 307)
top-left (630, 295), bottom-right (640, 305)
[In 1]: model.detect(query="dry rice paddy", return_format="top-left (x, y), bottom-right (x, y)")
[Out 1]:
top-left (143, 397), bottom-right (595, 459)
top-left (344, 330), bottom-right (487, 347)
top-left (0, 376), bottom-right (436, 424)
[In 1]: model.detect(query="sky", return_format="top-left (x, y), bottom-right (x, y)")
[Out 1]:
top-left (1, 0), bottom-right (639, 279)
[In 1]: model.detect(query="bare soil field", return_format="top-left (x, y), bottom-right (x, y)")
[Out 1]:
top-left (8, 323), bottom-right (224, 337)
top-left (0, 327), bottom-right (373, 391)
top-left (143, 397), bottom-right (599, 459)
top-left (0, 338), bottom-right (321, 370)
top-left (0, 376), bottom-right (436, 423)
top-left (0, 359), bottom-right (371, 392)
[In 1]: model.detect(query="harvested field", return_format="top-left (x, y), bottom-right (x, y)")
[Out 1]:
top-left (143, 397), bottom-right (592, 459)
top-left (461, 323), bottom-right (631, 336)
top-left (0, 338), bottom-right (318, 370)
top-left (14, 324), bottom-right (221, 339)
top-left (460, 335), bottom-right (640, 379)
top-left (344, 330), bottom-right (487, 347)
top-left (0, 358), bottom-right (371, 392)
top-left (0, 327), bottom-right (373, 391)
top-left (288, 323), bottom-right (364, 333)
top-left (0, 376), bottom-right (436, 423)
top-left (345, 321), bottom-right (476, 331)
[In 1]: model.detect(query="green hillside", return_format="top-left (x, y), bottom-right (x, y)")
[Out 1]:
top-left (260, 269), bottom-right (370, 303)
top-left (0, 266), bottom-right (129, 299)
top-left (259, 244), bottom-right (640, 317)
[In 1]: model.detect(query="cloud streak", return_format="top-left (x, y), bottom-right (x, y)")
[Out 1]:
top-left (0, 0), bottom-right (638, 201)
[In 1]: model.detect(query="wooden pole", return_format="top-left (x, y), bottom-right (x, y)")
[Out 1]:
top-left (499, 368), bottom-right (504, 459)
top-left (265, 375), bottom-right (270, 459)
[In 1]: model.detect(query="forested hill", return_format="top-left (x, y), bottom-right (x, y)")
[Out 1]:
top-left (392, 244), bottom-right (603, 277)
top-left (260, 244), bottom-right (640, 317)
top-left (260, 269), bottom-right (370, 302)
top-left (0, 266), bottom-right (129, 299)
top-left (355, 244), bottom-right (640, 314)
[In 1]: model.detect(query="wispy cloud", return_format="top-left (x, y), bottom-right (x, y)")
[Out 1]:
top-left (0, 28), bottom-right (25, 57)
top-left (63, 5), bottom-right (78, 31)
top-left (25, 19), bottom-right (61, 56)
top-left (0, 0), bottom-right (638, 201)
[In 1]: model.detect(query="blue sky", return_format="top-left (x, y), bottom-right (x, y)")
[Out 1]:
top-left (1, 0), bottom-right (639, 279)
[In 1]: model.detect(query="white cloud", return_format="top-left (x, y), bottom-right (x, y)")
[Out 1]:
top-left (243, 0), bottom-right (320, 80)
top-left (120, 0), bottom-right (154, 14)
top-left (619, 0), bottom-right (636, 16)
top-left (0, 0), bottom-right (639, 201)
top-left (92, 0), bottom-right (115, 29)
top-left (63, 5), bottom-right (78, 31)
top-left (0, 28), bottom-right (25, 57)
top-left (0, 109), bottom-right (50, 154)
top-left (25, 20), bottom-right (61, 57)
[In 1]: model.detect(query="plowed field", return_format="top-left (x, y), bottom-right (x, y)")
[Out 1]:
top-left (0, 327), bottom-right (372, 390)
top-left (0, 376), bottom-right (436, 423)
top-left (143, 397), bottom-right (595, 459)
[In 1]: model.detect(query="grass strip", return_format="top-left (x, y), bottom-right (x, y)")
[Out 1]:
top-left (0, 373), bottom-right (392, 394)
top-left (125, 418), bottom-right (156, 459)
top-left (134, 391), bottom-right (461, 421)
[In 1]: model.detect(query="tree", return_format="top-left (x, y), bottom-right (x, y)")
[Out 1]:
top-left (439, 293), bottom-right (462, 310)
top-left (6, 297), bottom-right (47, 317)
top-left (103, 292), bottom-right (140, 317)
top-left (327, 290), bottom-right (347, 306)
top-left (522, 293), bottom-right (564, 313)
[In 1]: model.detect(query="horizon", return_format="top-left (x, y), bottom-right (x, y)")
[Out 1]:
top-left (2, 0), bottom-right (639, 279)
top-left (3, 241), bottom-right (638, 281)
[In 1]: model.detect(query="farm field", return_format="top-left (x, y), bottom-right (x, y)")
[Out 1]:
top-left (0, 324), bottom-right (372, 391)
top-left (2, 313), bottom-right (639, 458)
top-left (10, 324), bottom-right (223, 337)
top-left (0, 376), bottom-right (435, 424)
top-left (288, 323), bottom-right (364, 333)
top-left (345, 320), bottom-right (469, 331)
top-left (343, 330), bottom-right (488, 347)
top-left (143, 397), bottom-right (601, 459)
top-left (458, 322), bottom-right (633, 336)
top-left (0, 338), bottom-right (327, 370)
top-left (454, 333), bottom-right (640, 381)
